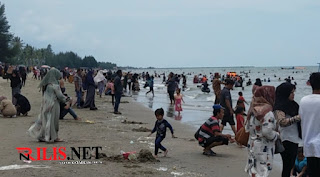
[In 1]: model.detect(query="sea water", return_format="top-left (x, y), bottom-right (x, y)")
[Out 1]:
top-left (129, 66), bottom-right (317, 133)
top-left (127, 66), bottom-right (317, 169)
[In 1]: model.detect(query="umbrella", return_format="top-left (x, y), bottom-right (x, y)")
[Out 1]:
top-left (41, 65), bottom-right (50, 68)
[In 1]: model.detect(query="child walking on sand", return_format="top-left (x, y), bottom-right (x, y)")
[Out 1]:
top-left (148, 108), bottom-right (176, 158)
top-left (174, 89), bottom-right (184, 115)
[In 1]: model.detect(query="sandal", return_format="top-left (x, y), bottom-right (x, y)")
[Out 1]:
top-left (54, 138), bottom-right (64, 142)
top-left (202, 150), bottom-right (216, 156)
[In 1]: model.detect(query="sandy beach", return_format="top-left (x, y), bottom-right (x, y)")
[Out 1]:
top-left (0, 75), bottom-right (281, 177)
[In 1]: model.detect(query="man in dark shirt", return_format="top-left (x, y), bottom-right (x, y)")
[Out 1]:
top-left (114, 70), bottom-right (123, 114)
top-left (220, 79), bottom-right (237, 136)
top-left (166, 75), bottom-right (177, 104)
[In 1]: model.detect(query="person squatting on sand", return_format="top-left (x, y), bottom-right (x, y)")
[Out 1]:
top-left (245, 85), bottom-right (278, 177)
top-left (28, 68), bottom-right (69, 142)
top-left (0, 96), bottom-right (17, 117)
top-left (14, 93), bottom-right (31, 116)
top-left (148, 108), bottom-right (176, 158)
top-left (195, 104), bottom-right (234, 156)
top-left (299, 72), bottom-right (320, 177)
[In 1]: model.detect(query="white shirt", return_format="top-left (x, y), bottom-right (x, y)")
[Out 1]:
top-left (299, 94), bottom-right (320, 158)
top-left (279, 114), bottom-right (302, 144)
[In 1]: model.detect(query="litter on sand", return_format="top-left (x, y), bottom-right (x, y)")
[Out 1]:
top-left (0, 165), bottom-right (50, 171)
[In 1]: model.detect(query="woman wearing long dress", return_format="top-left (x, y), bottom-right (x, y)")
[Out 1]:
top-left (28, 68), bottom-right (67, 142)
top-left (83, 70), bottom-right (97, 110)
top-left (245, 86), bottom-right (279, 177)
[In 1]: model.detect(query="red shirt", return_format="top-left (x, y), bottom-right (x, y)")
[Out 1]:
top-left (236, 114), bottom-right (244, 132)
top-left (238, 96), bottom-right (245, 110)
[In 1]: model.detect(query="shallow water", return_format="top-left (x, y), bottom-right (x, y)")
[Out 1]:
top-left (129, 66), bottom-right (317, 136)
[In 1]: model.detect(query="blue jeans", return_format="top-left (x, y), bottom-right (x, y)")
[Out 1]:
top-left (114, 92), bottom-right (122, 112)
top-left (76, 89), bottom-right (82, 107)
top-left (155, 136), bottom-right (166, 155)
top-left (60, 108), bottom-right (78, 119)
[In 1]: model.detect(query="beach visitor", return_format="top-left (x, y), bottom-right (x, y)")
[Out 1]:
top-left (19, 66), bottom-right (27, 87)
top-left (123, 73), bottom-right (128, 92)
top-left (196, 104), bottom-right (233, 156)
top-left (252, 78), bottom-right (262, 94)
top-left (83, 70), bottom-right (97, 110)
top-left (13, 93), bottom-right (31, 116)
top-left (106, 79), bottom-right (115, 106)
top-left (27, 68), bottom-right (69, 142)
top-left (114, 70), bottom-right (123, 114)
top-left (235, 106), bottom-right (245, 133)
top-left (146, 76), bottom-right (154, 97)
top-left (291, 147), bottom-right (308, 177)
top-left (0, 96), bottom-right (17, 117)
top-left (59, 77), bottom-right (65, 93)
top-left (245, 85), bottom-right (278, 177)
top-left (212, 73), bottom-right (222, 104)
top-left (274, 82), bottom-right (302, 177)
top-left (148, 108), bottom-right (176, 158)
top-left (299, 72), bottom-right (320, 177)
top-left (220, 79), bottom-right (237, 136)
top-left (74, 69), bottom-right (83, 109)
top-left (237, 91), bottom-right (248, 111)
top-left (7, 70), bottom-right (21, 105)
top-left (174, 88), bottom-right (184, 115)
top-left (94, 70), bottom-right (107, 98)
top-left (59, 94), bottom-right (81, 120)
top-left (127, 73), bottom-right (132, 91)
top-left (167, 73), bottom-right (178, 104)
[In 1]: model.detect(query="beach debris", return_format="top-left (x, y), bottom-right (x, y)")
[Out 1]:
top-left (23, 160), bottom-right (32, 164)
top-left (0, 165), bottom-right (50, 171)
top-left (123, 164), bottom-right (141, 168)
top-left (130, 140), bottom-right (134, 144)
top-left (132, 127), bottom-right (152, 132)
top-left (171, 172), bottom-right (184, 176)
top-left (157, 167), bottom-right (168, 171)
top-left (121, 119), bottom-right (145, 125)
top-left (85, 120), bottom-right (95, 124)
top-left (137, 149), bottom-right (158, 163)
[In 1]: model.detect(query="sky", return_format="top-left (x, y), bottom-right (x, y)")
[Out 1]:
top-left (1, 0), bottom-right (320, 68)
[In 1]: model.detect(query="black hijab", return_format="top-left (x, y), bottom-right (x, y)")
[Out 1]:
top-left (274, 82), bottom-right (301, 138)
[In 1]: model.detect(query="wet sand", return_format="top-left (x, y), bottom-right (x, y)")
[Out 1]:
top-left (0, 75), bottom-right (281, 177)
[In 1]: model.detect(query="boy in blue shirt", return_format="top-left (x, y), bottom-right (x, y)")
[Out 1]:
top-left (291, 147), bottom-right (308, 177)
top-left (148, 108), bottom-right (176, 157)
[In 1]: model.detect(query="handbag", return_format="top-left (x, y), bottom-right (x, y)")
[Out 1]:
top-left (274, 138), bottom-right (285, 154)
top-left (235, 127), bottom-right (249, 146)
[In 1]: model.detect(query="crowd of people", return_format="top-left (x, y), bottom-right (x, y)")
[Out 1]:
top-left (0, 62), bottom-right (319, 176)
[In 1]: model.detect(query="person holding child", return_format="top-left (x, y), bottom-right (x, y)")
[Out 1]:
top-left (148, 108), bottom-right (176, 158)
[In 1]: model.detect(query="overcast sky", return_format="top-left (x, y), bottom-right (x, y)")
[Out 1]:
top-left (2, 0), bottom-right (320, 68)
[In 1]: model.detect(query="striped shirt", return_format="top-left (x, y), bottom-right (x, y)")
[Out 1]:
top-left (198, 116), bottom-right (220, 143)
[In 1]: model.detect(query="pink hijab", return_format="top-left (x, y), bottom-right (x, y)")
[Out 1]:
top-left (248, 86), bottom-right (275, 121)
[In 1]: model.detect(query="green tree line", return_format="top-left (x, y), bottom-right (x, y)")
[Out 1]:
top-left (0, 2), bottom-right (117, 69)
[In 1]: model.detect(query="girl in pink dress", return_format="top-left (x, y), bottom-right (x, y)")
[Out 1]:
top-left (174, 89), bottom-right (184, 114)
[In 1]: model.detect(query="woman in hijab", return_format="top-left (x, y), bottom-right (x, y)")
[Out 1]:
top-left (14, 93), bottom-right (31, 116)
top-left (94, 70), bottom-right (106, 98)
top-left (245, 86), bottom-right (279, 177)
top-left (274, 82), bottom-right (301, 177)
top-left (83, 70), bottom-right (97, 110)
top-left (28, 68), bottom-right (68, 142)
top-left (9, 70), bottom-right (22, 105)
top-left (252, 78), bottom-right (262, 94)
